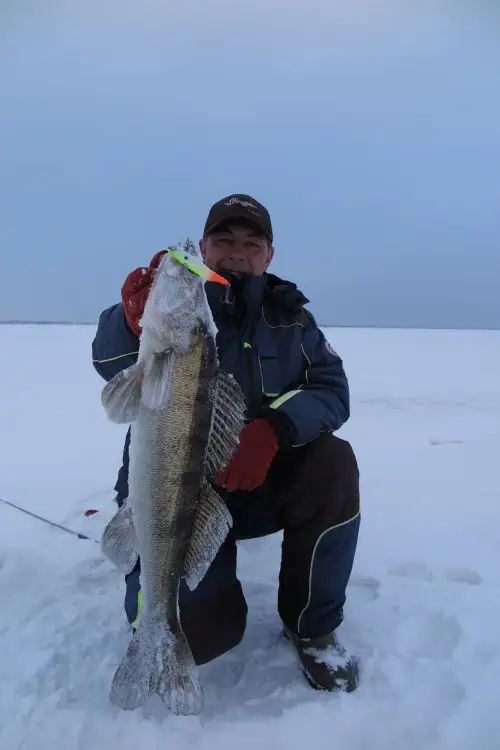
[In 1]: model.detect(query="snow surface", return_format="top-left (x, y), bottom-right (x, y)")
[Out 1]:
top-left (1, 324), bottom-right (499, 749)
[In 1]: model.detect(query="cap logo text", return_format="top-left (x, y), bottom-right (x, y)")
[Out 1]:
top-left (223, 198), bottom-right (259, 212)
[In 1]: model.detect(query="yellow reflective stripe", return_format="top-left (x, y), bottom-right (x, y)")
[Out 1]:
top-left (297, 511), bottom-right (361, 636)
top-left (243, 342), bottom-right (252, 349)
top-left (268, 389), bottom-right (302, 410)
top-left (131, 589), bottom-right (142, 629)
top-left (301, 343), bottom-right (311, 385)
top-left (92, 351), bottom-right (139, 365)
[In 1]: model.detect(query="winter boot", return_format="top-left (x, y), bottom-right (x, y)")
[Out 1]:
top-left (283, 625), bottom-right (359, 693)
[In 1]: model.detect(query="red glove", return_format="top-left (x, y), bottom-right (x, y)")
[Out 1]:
top-left (121, 250), bottom-right (166, 336)
top-left (214, 418), bottom-right (279, 492)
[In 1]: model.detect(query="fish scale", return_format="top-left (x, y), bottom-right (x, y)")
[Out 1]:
top-left (132, 338), bottom-right (211, 624)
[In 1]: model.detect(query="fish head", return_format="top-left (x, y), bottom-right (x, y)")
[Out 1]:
top-left (139, 238), bottom-right (227, 353)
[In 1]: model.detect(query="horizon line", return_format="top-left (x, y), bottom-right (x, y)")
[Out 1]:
top-left (0, 320), bottom-right (499, 333)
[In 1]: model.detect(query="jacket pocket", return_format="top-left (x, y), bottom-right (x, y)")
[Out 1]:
top-left (257, 344), bottom-right (282, 398)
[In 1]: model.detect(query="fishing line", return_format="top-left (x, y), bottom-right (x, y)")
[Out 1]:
top-left (0, 497), bottom-right (99, 543)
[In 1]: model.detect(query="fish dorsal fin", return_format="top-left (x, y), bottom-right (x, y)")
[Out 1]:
top-left (204, 369), bottom-right (247, 478)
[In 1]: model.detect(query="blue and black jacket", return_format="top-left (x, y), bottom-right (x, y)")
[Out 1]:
top-left (91, 271), bottom-right (350, 499)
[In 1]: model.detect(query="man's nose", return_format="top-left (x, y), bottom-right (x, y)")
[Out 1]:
top-left (228, 244), bottom-right (247, 259)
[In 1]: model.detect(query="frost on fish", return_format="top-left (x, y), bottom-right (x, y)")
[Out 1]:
top-left (141, 350), bottom-right (174, 410)
top-left (100, 498), bottom-right (138, 573)
top-left (204, 369), bottom-right (247, 479)
top-left (181, 368), bottom-right (247, 590)
top-left (140, 238), bottom-right (219, 354)
top-left (184, 483), bottom-right (233, 591)
top-left (101, 362), bottom-right (144, 424)
top-left (101, 362), bottom-right (247, 588)
top-left (100, 238), bottom-right (248, 716)
top-left (110, 613), bottom-right (202, 715)
top-left (101, 345), bottom-right (174, 424)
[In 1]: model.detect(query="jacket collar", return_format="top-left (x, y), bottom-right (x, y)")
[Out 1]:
top-left (205, 271), bottom-right (309, 325)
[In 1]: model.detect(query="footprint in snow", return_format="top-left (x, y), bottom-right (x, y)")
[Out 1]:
top-left (349, 574), bottom-right (381, 602)
top-left (429, 438), bottom-right (464, 446)
top-left (397, 610), bottom-right (463, 660)
top-left (444, 567), bottom-right (483, 586)
top-left (71, 556), bottom-right (116, 593)
top-left (388, 560), bottom-right (483, 587)
top-left (388, 560), bottom-right (434, 582)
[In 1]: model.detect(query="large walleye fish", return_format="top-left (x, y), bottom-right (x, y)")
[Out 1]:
top-left (99, 239), bottom-right (246, 714)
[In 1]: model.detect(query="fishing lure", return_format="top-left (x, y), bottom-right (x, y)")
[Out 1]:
top-left (165, 246), bottom-right (229, 286)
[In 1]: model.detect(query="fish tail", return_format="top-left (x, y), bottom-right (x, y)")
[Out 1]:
top-left (157, 631), bottom-right (204, 715)
top-left (109, 617), bottom-right (203, 715)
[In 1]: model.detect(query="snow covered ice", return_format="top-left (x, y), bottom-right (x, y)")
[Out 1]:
top-left (1, 323), bottom-right (499, 749)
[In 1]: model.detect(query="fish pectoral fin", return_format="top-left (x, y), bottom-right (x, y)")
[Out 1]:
top-left (100, 498), bottom-right (138, 573)
top-left (141, 350), bottom-right (173, 410)
top-left (101, 362), bottom-right (144, 423)
top-left (205, 369), bottom-right (247, 478)
top-left (110, 619), bottom-right (203, 715)
top-left (184, 483), bottom-right (233, 591)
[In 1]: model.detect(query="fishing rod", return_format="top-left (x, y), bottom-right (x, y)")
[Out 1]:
top-left (0, 497), bottom-right (99, 543)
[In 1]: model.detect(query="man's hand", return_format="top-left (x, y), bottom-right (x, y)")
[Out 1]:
top-left (121, 250), bottom-right (166, 336)
top-left (214, 418), bottom-right (279, 492)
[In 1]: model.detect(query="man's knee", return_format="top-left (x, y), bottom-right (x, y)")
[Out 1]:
top-left (281, 433), bottom-right (360, 527)
top-left (306, 432), bottom-right (359, 482)
top-left (321, 434), bottom-right (360, 521)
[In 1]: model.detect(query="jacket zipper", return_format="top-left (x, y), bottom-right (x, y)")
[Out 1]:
top-left (243, 341), bottom-right (257, 418)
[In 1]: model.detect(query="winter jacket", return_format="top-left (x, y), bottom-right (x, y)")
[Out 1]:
top-left (91, 271), bottom-right (350, 499)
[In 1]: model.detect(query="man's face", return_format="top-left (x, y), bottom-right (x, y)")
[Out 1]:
top-left (199, 223), bottom-right (274, 277)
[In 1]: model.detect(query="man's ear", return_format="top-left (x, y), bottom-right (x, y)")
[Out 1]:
top-left (199, 238), bottom-right (207, 259)
top-left (265, 244), bottom-right (275, 268)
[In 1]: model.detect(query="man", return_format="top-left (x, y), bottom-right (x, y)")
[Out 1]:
top-left (92, 193), bottom-right (361, 692)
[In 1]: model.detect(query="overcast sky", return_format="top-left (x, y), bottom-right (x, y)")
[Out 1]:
top-left (1, 1), bottom-right (499, 328)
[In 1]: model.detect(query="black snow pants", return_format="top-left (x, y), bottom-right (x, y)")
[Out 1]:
top-left (119, 432), bottom-right (361, 665)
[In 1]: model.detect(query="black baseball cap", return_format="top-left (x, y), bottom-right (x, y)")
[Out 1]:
top-left (203, 193), bottom-right (273, 242)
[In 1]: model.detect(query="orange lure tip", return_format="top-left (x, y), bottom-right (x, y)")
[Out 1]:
top-left (206, 269), bottom-right (230, 286)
